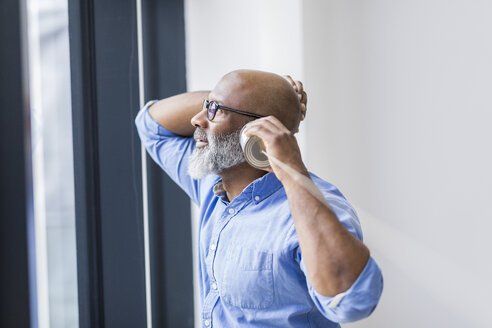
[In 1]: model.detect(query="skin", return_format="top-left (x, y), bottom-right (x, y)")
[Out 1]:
top-left (148, 69), bottom-right (370, 297)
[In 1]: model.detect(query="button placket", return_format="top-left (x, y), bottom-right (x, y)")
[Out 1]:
top-left (205, 208), bottom-right (227, 282)
top-left (207, 206), bottom-right (241, 281)
top-left (201, 286), bottom-right (219, 328)
top-left (205, 234), bottom-right (218, 280)
top-left (203, 200), bottom-right (249, 323)
top-left (201, 196), bottom-right (252, 327)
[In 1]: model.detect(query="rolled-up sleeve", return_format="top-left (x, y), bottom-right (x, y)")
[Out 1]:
top-left (299, 254), bottom-right (383, 323)
top-left (135, 100), bottom-right (201, 204)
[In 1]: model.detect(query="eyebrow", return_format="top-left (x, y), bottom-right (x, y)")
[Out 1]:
top-left (207, 93), bottom-right (222, 104)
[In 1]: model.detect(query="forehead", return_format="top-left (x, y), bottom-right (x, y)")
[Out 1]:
top-left (209, 74), bottom-right (251, 108)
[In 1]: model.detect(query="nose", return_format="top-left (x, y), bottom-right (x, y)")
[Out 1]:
top-left (190, 108), bottom-right (209, 129)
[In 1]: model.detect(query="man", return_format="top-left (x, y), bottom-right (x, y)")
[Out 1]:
top-left (135, 70), bottom-right (383, 327)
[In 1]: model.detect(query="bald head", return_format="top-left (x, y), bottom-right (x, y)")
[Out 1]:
top-left (211, 70), bottom-right (302, 131)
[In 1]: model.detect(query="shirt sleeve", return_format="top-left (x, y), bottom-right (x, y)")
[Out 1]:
top-left (295, 194), bottom-right (384, 323)
top-left (134, 100), bottom-right (201, 205)
top-left (298, 252), bottom-right (383, 323)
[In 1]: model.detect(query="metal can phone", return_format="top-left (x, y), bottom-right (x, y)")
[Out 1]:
top-left (239, 125), bottom-right (270, 169)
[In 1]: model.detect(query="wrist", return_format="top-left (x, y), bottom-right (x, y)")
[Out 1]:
top-left (276, 163), bottom-right (310, 184)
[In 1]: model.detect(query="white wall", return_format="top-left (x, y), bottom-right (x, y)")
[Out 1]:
top-left (185, 0), bottom-right (304, 91)
top-left (303, 1), bottom-right (492, 327)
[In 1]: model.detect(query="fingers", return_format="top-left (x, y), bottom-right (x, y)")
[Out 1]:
top-left (283, 75), bottom-right (306, 104)
top-left (283, 75), bottom-right (295, 88)
top-left (263, 115), bottom-right (289, 131)
top-left (294, 80), bottom-right (303, 94)
top-left (284, 75), bottom-right (300, 93)
top-left (244, 116), bottom-right (293, 143)
top-left (283, 74), bottom-right (307, 121)
top-left (285, 76), bottom-right (303, 93)
top-left (243, 121), bottom-right (277, 142)
top-left (244, 117), bottom-right (279, 136)
top-left (300, 90), bottom-right (307, 105)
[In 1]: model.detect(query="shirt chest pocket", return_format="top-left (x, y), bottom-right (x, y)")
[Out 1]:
top-left (220, 247), bottom-right (274, 309)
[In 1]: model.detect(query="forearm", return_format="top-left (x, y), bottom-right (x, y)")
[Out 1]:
top-left (148, 90), bottom-right (209, 136)
top-left (282, 174), bottom-right (370, 297)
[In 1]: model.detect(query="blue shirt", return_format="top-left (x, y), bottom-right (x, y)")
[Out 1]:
top-left (135, 102), bottom-right (383, 327)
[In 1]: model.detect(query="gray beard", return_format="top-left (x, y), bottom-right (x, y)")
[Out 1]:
top-left (187, 128), bottom-right (245, 179)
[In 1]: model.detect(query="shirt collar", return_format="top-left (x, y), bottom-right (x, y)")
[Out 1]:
top-left (212, 172), bottom-right (283, 204)
top-left (212, 180), bottom-right (226, 196)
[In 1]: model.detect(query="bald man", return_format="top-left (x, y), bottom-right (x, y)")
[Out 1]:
top-left (135, 70), bottom-right (383, 327)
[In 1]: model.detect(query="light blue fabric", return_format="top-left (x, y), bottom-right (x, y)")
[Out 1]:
top-left (135, 101), bottom-right (383, 327)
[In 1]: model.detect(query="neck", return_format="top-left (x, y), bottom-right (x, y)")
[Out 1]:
top-left (219, 162), bottom-right (267, 201)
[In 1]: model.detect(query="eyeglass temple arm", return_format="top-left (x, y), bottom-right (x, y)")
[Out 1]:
top-left (218, 105), bottom-right (264, 118)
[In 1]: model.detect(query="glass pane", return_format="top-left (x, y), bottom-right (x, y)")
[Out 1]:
top-left (26, 0), bottom-right (79, 327)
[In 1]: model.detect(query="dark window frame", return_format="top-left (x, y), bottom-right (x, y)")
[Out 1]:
top-left (0, 1), bottom-right (34, 327)
top-left (68, 0), bottom-right (192, 327)
top-left (0, 0), bottom-right (191, 326)
top-left (68, 0), bottom-right (147, 326)
top-left (142, 1), bottom-right (194, 327)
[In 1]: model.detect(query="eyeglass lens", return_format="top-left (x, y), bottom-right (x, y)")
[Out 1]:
top-left (206, 100), bottom-right (217, 121)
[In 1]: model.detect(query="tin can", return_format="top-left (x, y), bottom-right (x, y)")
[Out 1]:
top-left (240, 125), bottom-right (270, 169)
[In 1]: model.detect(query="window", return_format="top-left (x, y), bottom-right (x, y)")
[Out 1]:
top-left (27, 0), bottom-right (78, 326)
top-left (1, 1), bottom-right (191, 327)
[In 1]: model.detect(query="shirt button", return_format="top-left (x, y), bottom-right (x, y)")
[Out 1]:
top-left (211, 282), bottom-right (218, 290)
top-left (209, 244), bottom-right (216, 251)
top-left (228, 208), bottom-right (235, 214)
top-left (204, 319), bottom-right (210, 327)
top-left (254, 196), bottom-right (260, 201)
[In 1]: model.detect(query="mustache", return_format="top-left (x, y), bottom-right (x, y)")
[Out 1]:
top-left (194, 128), bottom-right (208, 141)
top-left (193, 127), bottom-right (242, 144)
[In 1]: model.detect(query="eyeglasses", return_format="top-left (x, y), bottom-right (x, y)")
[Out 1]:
top-left (203, 99), bottom-right (264, 121)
